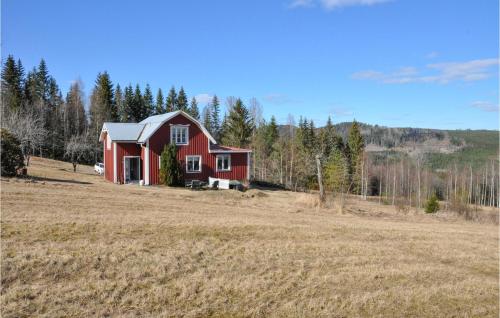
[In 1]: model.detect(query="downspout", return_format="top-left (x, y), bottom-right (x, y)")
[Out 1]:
top-left (145, 140), bottom-right (150, 185)
top-left (113, 142), bottom-right (118, 183)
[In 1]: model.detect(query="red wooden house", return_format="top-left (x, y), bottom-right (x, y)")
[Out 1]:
top-left (99, 110), bottom-right (251, 185)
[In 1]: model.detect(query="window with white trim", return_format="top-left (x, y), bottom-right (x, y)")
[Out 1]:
top-left (106, 135), bottom-right (111, 150)
top-left (186, 155), bottom-right (201, 173)
top-left (216, 154), bottom-right (231, 171)
top-left (171, 126), bottom-right (188, 145)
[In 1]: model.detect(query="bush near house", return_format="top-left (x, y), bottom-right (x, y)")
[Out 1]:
top-left (159, 144), bottom-right (182, 186)
top-left (1, 129), bottom-right (25, 176)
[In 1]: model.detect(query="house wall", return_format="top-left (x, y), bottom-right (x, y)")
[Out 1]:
top-left (147, 113), bottom-right (248, 184)
top-left (115, 142), bottom-right (142, 184)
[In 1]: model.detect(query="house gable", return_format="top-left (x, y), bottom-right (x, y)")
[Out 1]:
top-left (137, 110), bottom-right (216, 144)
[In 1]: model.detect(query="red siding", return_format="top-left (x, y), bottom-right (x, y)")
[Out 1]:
top-left (103, 134), bottom-right (114, 182)
top-left (115, 142), bottom-right (141, 184)
top-left (147, 113), bottom-right (248, 184)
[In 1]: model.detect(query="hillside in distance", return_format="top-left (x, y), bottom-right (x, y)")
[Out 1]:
top-left (335, 122), bottom-right (498, 168)
top-left (280, 122), bottom-right (498, 169)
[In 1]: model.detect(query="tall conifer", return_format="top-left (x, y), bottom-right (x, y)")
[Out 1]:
top-left (177, 86), bottom-right (188, 111)
top-left (166, 86), bottom-right (177, 112)
top-left (155, 88), bottom-right (164, 114)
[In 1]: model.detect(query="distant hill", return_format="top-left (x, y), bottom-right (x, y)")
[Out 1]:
top-left (336, 122), bottom-right (498, 168)
top-left (279, 122), bottom-right (498, 169)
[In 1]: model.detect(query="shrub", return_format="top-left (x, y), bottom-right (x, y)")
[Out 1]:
top-left (159, 144), bottom-right (182, 186)
top-left (396, 198), bottom-right (410, 214)
top-left (425, 194), bottom-right (440, 213)
top-left (1, 129), bottom-right (24, 176)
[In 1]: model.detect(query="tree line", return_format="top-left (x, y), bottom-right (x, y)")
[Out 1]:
top-left (2, 55), bottom-right (496, 211)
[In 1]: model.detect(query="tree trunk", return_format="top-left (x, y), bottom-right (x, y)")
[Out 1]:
top-left (316, 155), bottom-right (325, 204)
top-left (417, 159), bottom-right (421, 209)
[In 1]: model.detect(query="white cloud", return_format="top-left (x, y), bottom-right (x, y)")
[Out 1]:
top-left (290, 0), bottom-right (390, 10)
top-left (471, 101), bottom-right (499, 112)
top-left (351, 58), bottom-right (499, 84)
top-left (194, 93), bottom-right (213, 105)
top-left (263, 93), bottom-right (300, 105)
top-left (289, 0), bottom-right (314, 8)
top-left (321, 0), bottom-right (390, 10)
top-left (425, 51), bottom-right (439, 59)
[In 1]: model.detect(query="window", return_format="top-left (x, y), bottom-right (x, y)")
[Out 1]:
top-left (171, 126), bottom-right (188, 145)
top-left (186, 155), bottom-right (201, 173)
top-left (216, 154), bottom-right (231, 171)
top-left (106, 135), bottom-right (111, 150)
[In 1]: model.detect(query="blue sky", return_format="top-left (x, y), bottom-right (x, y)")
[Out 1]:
top-left (2, 0), bottom-right (499, 129)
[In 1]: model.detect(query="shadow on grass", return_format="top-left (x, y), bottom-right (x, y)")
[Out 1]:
top-left (28, 175), bottom-right (93, 185)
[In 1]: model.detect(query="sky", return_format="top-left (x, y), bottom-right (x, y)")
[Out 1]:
top-left (2, 0), bottom-right (499, 129)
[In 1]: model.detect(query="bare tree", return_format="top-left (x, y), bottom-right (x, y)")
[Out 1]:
top-left (2, 109), bottom-right (47, 166)
top-left (64, 134), bottom-right (94, 172)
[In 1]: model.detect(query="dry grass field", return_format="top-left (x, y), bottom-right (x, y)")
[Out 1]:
top-left (1, 157), bottom-right (499, 317)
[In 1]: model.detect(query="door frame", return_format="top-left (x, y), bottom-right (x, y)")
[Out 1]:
top-left (123, 156), bottom-right (141, 184)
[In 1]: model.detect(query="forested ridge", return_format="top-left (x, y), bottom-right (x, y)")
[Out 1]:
top-left (2, 55), bottom-right (498, 211)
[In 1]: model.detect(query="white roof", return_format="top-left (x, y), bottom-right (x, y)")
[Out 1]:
top-left (99, 111), bottom-right (216, 144)
top-left (100, 123), bottom-right (145, 141)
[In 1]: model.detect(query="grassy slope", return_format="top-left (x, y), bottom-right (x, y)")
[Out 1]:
top-left (1, 158), bottom-right (498, 317)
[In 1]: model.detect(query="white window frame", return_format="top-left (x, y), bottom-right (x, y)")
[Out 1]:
top-left (170, 125), bottom-right (189, 145)
top-left (186, 155), bottom-right (201, 173)
top-left (216, 154), bottom-right (231, 172)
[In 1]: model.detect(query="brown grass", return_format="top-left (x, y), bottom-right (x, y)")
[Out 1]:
top-left (1, 157), bottom-right (499, 317)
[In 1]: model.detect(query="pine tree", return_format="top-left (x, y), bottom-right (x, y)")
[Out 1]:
top-left (262, 116), bottom-right (279, 162)
top-left (202, 105), bottom-right (212, 134)
top-left (123, 84), bottom-right (134, 122)
top-left (89, 72), bottom-right (116, 145)
top-left (188, 97), bottom-right (200, 119)
top-left (143, 84), bottom-right (154, 119)
top-left (220, 113), bottom-right (228, 140)
top-left (324, 147), bottom-right (349, 193)
top-left (115, 84), bottom-right (126, 122)
top-left (222, 98), bottom-right (254, 148)
top-left (1, 55), bottom-right (25, 114)
top-left (49, 79), bottom-right (65, 158)
top-left (166, 86), bottom-right (177, 112)
top-left (130, 84), bottom-right (144, 122)
top-left (292, 118), bottom-right (313, 189)
top-left (211, 95), bottom-right (221, 141)
top-left (35, 59), bottom-right (50, 107)
top-left (155, 88), bottom-right (165, 115)
top-left (347, 120), bottom-right (365, 194)
top-left (159, 144), bottom-right (182, 186)
top-left (176, 86), bottom-right (188, 111)
top-left (23, 68), bottom-right (37, 110)
top-left (319, 116), bottom-right (340, 158)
